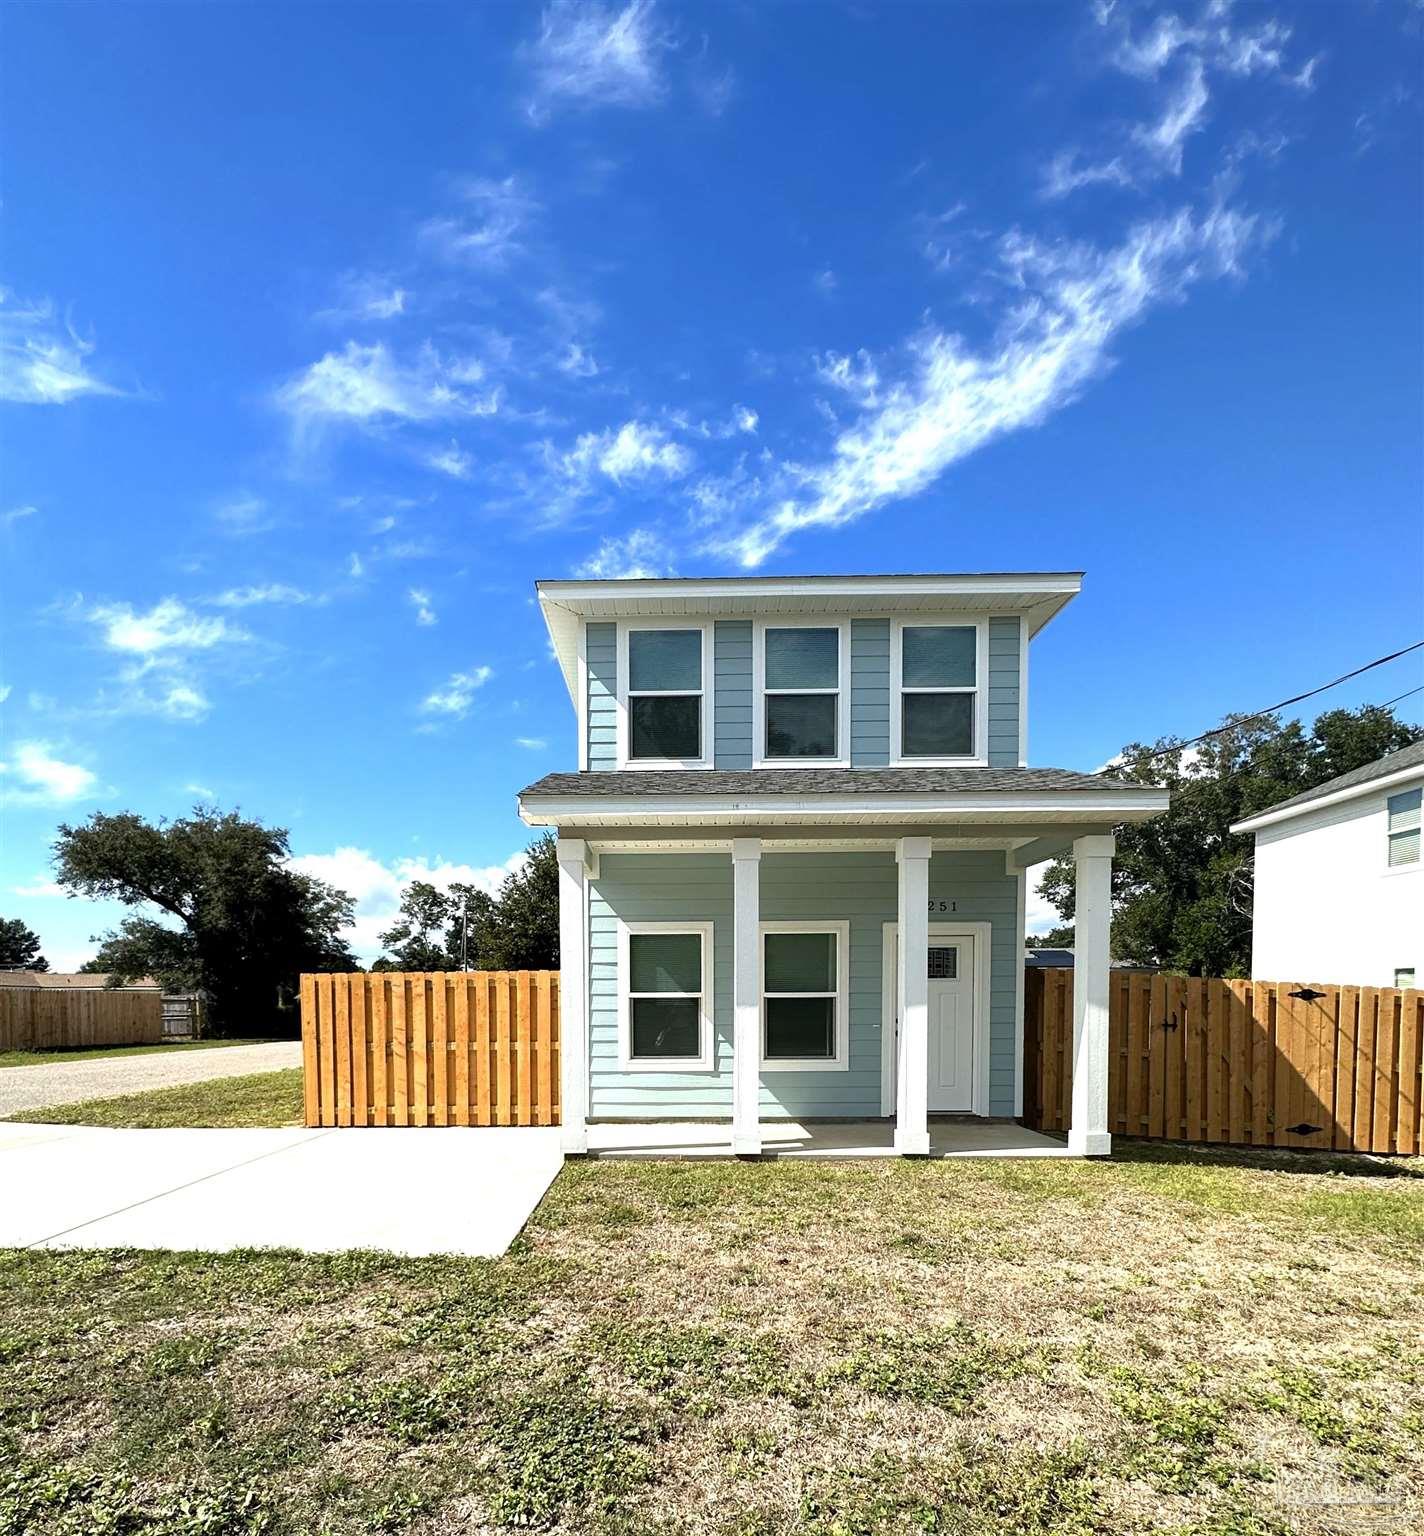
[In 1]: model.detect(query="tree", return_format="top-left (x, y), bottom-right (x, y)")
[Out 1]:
top-left (372, 834), bottom-right (559, 972)
top-left (0, 917), bottom-right (48, 972)
top-left (54, 807), bottom-right (357, 1036)
top-left (1037, 705), bottom-right (1423, 976)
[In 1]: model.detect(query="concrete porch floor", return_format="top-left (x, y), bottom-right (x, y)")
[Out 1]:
top-left (583, 1119), bottom-right (1075, 1160)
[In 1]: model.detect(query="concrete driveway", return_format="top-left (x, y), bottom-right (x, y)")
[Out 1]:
top-left (0, 1040), bottom-right (302, 1117)
top-left (0, 1121), bottom-right (563, 1257)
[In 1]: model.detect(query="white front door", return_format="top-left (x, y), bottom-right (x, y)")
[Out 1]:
top-left (926, 939), bottom-right (974, 1112)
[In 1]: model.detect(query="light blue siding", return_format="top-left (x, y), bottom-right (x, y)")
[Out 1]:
top-left (714, 620), bottom-right (753, 769)
top-left (850, 619), bottom-right (890, 767)
top-left (586, 622), bottom-right (617, 770)
top-left (585, 849), bottom-right (1021, 1120)
top-left (986, 616), bottom-right (1022, 768)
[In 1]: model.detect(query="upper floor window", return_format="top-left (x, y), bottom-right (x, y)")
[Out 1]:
top-left (755, 624), bottom-right (845, 764)
top-left (1387, 788), bottom-right (1421, 867)
top-left (892, 621), bottom-right (982, 763)
top-left (622, 626), bottom-right (708, 766)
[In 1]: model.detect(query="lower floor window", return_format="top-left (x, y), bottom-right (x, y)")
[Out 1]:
top-left (762, 925), bottom-right (846, 1067)
top-left (622, 924), bottom-right (712, 1068)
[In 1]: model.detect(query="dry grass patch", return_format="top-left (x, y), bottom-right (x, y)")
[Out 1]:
top-left (1, 1143), bottom-right (1421, 1534)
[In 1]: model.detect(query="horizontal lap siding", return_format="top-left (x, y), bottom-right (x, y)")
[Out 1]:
top-left (586, 622), bottom-right (617, 770)
top-left (714, 620), bottom-right (753, 769)
top-left (986, 617), bottom-right (1021, 768)
top-left (850, 619), bottom-right (890, 767)
top-left (587, 849), bottom-right (1020, 1121)
top-left (589, 854), bottom-right (734, 1117)
top-left (929, 851), bottom-right (1020, 1116)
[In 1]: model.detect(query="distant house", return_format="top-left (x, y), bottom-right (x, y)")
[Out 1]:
top-left (1025, 947), bottom-right (1075, 969)
top-left (1231, 740), bottom-right (1423, 989)
top-left (0, 972), bottom-right (161, 991)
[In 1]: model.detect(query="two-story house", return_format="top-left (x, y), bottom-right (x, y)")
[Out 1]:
top-left (517, 572), bottom-right (1169, 1158)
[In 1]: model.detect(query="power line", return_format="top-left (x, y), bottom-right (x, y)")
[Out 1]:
top-left (1133, 640), bottom-right (1424, 763)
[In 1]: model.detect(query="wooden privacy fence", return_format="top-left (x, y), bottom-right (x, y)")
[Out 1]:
top-left (299, 971), bottom-right (560, 1128)
top-left (0, 987), bottom-right (162, 1051)
top-left (1025, 970), bottom-right (1423, 1155)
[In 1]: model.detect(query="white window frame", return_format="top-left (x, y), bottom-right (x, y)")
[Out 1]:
top-left (1385, 787), bottom-right (1421, 871)
top-left (617, 919), bottom-right (716, 1072)
top-left (890, 616), bottom-right (988, 767)
top-left (615, 619), bottom-right (714, 771)
top-left (758, 919), bottom-right (850, 1072)
top-left (752, 618), bottom-right (850, 769)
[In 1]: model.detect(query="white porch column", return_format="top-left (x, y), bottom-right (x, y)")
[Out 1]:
top-left (556, 837), bottom-right (591, 1155)
top-left (894, 836), bottom-right (932, 1156)
top-left (731, 837), bottom-right (762, 1157)
top-left (1069, 834), bottom-right (1115, 1157)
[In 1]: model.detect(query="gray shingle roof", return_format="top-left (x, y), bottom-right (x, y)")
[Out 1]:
top-left (1243, 739), bottom-right (1424, 820)
top-left (519, 766), bottom-right (1154, 798)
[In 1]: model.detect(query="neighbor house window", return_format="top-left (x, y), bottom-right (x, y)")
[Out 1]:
top-left (625, 628), bottom-right (704, 763)
top-left (619, 922), bottom-right (713, 1070)
top-left (760, 922), bottom-right (848, 1070)
top-left (895, 623), bottom-right (979, 760)
top-left (1395, 968), bottom-right (1416, 990)
top-left (1387, 788), bottom-right (1421, 867)
top-left (760, 625), bottom-right (842, 761)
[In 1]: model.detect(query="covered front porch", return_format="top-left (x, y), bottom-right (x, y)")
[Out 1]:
top-left (541, 815), bottom-right (1140, 1161)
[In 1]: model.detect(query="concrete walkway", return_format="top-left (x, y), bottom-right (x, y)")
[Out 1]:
top-left (0, 1040), bottom-right (302, 1117)
top-left (0, 1121), bottom-right (563, 1257)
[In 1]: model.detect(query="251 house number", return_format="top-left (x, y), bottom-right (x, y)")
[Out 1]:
top-left (928, 900), bottom-right (957, 913)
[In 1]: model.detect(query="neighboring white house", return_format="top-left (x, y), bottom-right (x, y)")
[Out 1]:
top-left (1231, 740), bottom-right (1424, 989)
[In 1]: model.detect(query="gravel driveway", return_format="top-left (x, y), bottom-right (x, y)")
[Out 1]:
top-left (0, 1042), bottom-right (302, 1118)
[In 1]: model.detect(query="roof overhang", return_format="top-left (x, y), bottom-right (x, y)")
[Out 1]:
top-left (537, 572), bottom-right (1084, 703)
top-left (520, 786), bottom-right (1167, 830)
top-left (1231, 762), bottom-right (1424, 835)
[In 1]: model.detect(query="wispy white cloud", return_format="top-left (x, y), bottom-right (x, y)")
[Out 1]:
top-left (576, 527), bottom-right (675, 579)
top-left (2, 505), bottom-right (38, 525)
top-left (286, 845), bottom-right (528, 961)
top-left (185, 783), bottom-right (217, 801)
top-left (1040, 151), bottom-right (1134, 201)
top-left (420, 665), bottom-right (493, 718)
top-left (11, 873), bottom-right (65, 898)
top-left (419, 177), bottom-right (540, 268)
top-left (557, 342), bottom-right (600, 378)
top-left (347, 552), bottom-right (366, 579)
top-left (1134, 56), bottom-right (1210, 174)
top-left (213, 495), bottom-right (276, 537)
top-left (706, 204), bottom-right (1270, 567)
top-left (0, 741), bottom-right (99, 807)
top-left (424, 440), bottom-right (474, 479)
top-left (90, 597), bottom-right (246, 656)
top-left (275, 341), bottom-right (499, 435)
top-left (316, 272), bottom-right (409, 324)
top-left (210, 583), bottom-right (310, 608)
top-left (561, 420), bottom-right (692, 483)
top-left (409, 588), bottom-right (437, 626)
top-left (0, 685), bottom-right (11, 705)
top-left (524, 0), bottom-right (674, 120)
top-left (814, 269), bottom-right (838, 298)
top-left (0, 290), bottom-right (123, 405)
top-left (514, 736), bottom-right (548, 750)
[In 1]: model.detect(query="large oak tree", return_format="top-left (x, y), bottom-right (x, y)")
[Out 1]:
top-left (56, 807), bottom-right (356, 1035)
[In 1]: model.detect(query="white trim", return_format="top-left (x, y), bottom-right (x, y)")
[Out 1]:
top-left (882, 919), bottom-right (993, 1119)
top-left (1013, 867), bottom-right (1026, 1117)
top-left (758, 919), bottom-right (851, 1072)
top-left (1068, 834), bottom-right (1113, 1156)
top-left (521, 788), bottom-right (1170, 826)
top-left (889, 617), bottom-right (989, 767)
top-left (751, 617), bottom-right (851, 769)
top-left (731, 839), bottom-right (762, 1155)
top-left (616, 919), bottom-right (716, 1072)
top-left (615, 619), bottom-right (714, 771)
top-left (556, 838), bottom-right (591, 1154)
top-left (1386, 787), bottom-right (1422, 871)
top-left (576, 620), bottom-right (589, 773)
top-left (1231, 767), bottom-right (1424, 834)
top-left (1017, 614), bottom-right (1029, 768)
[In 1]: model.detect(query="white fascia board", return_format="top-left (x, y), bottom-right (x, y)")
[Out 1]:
top-left (519, 788), bottom-right (1169, 827)
top-left (1230, 766), bottom-right (1424, 835)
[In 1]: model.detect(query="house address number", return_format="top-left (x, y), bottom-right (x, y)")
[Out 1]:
top-left (928, 900), bottom-right (957, 913)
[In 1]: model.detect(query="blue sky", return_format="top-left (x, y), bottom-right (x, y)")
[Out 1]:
top-left (3, 0), bottom-right (1421, 966)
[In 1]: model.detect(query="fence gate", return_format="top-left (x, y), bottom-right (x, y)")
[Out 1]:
top-left (1024, 970), bottom-right (1423, 1156)
top-left (299, 970), bottom-right (560, 1128)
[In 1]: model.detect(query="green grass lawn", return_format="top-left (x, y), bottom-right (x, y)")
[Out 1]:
top-left (0, 1039), bottom-right (265, 1070)
top-left (2, 1143), bottom-right (1422, 1534)
top-left (5, 1068), bottom-right (305, 1129)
